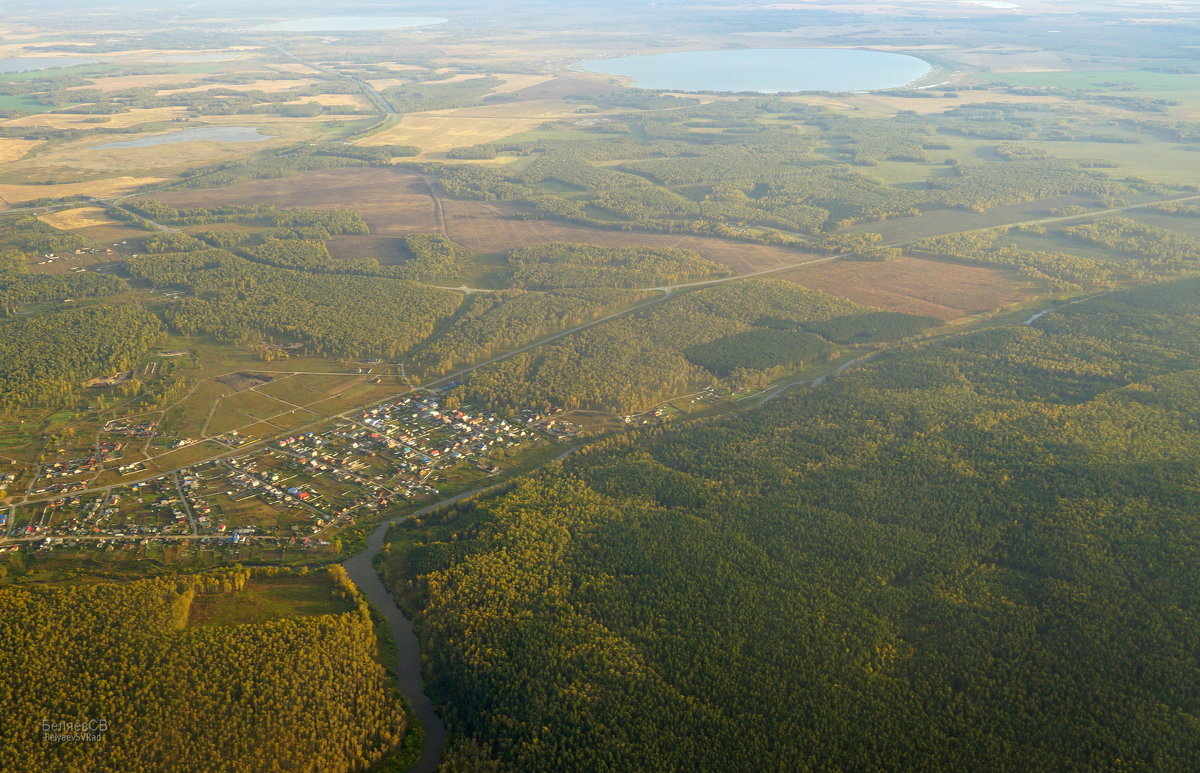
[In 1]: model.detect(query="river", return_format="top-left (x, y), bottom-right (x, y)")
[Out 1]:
top-left (342, 487), bottom-right (497, 772)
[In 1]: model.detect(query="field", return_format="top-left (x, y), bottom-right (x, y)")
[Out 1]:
top-left (359, 99), bottom-right (593, 155)
top-left (1, 106), bottom-right (188, 129)
top-left (0, 138), bottom-right (39, 163)
top-left (0, 176), bottom-right (164, 206)
top-left (778, 255), bottom-right (1038, 319)
top-left (188, 573), bottom-right (355, 626)
top-left (37, 205), bottom-right (123, 231)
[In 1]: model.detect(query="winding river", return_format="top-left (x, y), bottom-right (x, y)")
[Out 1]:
top-left (342, 489), bottom-right (492, 772)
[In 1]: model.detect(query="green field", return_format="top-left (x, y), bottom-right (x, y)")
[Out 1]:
top-left (188, 574), bottom-right (354, 627)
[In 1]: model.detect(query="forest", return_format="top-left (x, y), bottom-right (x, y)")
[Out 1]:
top-left (387, 276), bottom-right (1200, 772)
top-left (0, 304), bottom-right (163, 410)
top-left (506, 243), bottom-right (728, 290)
top-left (0, 567), bottom-right (407, 773)
top-left (125, 249), bottom-right (462, 359)
top-left (456, 279), bottom-right (936, 412)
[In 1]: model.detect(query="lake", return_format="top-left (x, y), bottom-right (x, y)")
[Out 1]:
top-left (250, 16), bottom-right (448, 32)
top-left (0, 56), bottom-right (96, 74)
top-left (96, 126), bottom-right (270, 149)
top-left (577, 48), bottom-right (932, 93)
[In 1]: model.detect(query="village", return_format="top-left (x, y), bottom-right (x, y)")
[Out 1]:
top-left (2, 391), bottom-right (577, 554)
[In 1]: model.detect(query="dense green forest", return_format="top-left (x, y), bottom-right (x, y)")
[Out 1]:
top-left (125, 249), bottom-right (462, 359)
top-left (410, 288), bottom-right (638, 377)
top-left (387, 276), bottom-right (1200, 771)
top-left (506, 243), bottom-right (728, 290)
top-left (456, 280), bottom-right (935, 411)
top-left (0, 304), bottom-right (162, 409)
top-left (0, 567), bottom-right (406, 772)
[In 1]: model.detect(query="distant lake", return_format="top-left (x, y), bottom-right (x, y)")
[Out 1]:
top-left (577, 48), bottom-right (932, 93)
top-left (250, 16), bottom-right (448, 32)
top-left (96, 126), bottom-right (270, 149)
top-left (0, 56), bottom-right (96, 74)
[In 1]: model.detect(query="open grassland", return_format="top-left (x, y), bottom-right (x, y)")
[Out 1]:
top-left (1003, 139), bottom-right (1200, 186)
top-left (157, 78), bottom-right (317, 96)
top-left (0, 176), bottom-right (163, 206)
top-left (4, 120), bottom-right (340, 178)
top-left (359, 99), bottom-right (591, 155)
top-left (788, 90), bottom-right (1070, 117)
top-left (37, 205), bottom-right (122, 231)
top-left (980, 68), bottom-right (1200, 93)
top-left (327, 235), bottom-right (413, 264)
top-left (1, 106), bottom-right (189, 129)
top-left (850, 194), bottom-right (1110, 243)
top-left (66, 73), bottom-right (205, 92)
top-left (283, 93), bottom-right (371, 111)
top-left (188, 575), bottom-right (355, 627)
top-left (0, 138), bottom-right (40, 163)
top-left (777, 255), bottom-right (1038, 320)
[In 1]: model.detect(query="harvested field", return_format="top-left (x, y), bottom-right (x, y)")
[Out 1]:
top-left (38, 206), bottom-right (121, 231)
top-left (359, 99), bottom-right (587, 154)
top-left (282, 93), bottom-right (371, 111)
top-left (69, 73), bottom-right (199, 92)
top-left (159, 78), bottom-right (317, 96)
top-left (0, 176), bottom-right (163, 206)
top-left (2, 107), bottom-right (187, 129)
top-left (777, 256), bottom-right (1038, 320)
top-left (0, 138), bottom-right (39, 163)
top-left (146, 167), bottom-right (440, 235)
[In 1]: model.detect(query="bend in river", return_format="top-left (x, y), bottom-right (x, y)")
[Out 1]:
top-left (577, 48), bottom-right (932, 93)
top-left (342, 495), bottom-right (472, 773)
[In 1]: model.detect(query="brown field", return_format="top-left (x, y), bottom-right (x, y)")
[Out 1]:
top-left (147, 167), bottom-right (440, 235)
top-left (38, 206), bottom-right (121, 231)
top-left (0, 138), bottom-right (40, 163)
top-left (777, 256), bottom-right (1038, 319)
top-left (359, 99), bottom-right (589, 153)
top-left (159, 78), bottom-right (316, 96)
top-left (0, 176), bottom-right (164, 206)
top-left (69, 74), bottom-right (200, 92)
top-left (2, 106), bottom-right (188, 130)
top-left (283, 93), bottom-right (371, 111)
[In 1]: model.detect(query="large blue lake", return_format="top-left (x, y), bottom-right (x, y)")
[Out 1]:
top-left (96, 127), bottom-right (270, 149)
top-left (251, 16), bottom-right (448, 32)
top-left (577, 48), bottom-right (932, 93)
